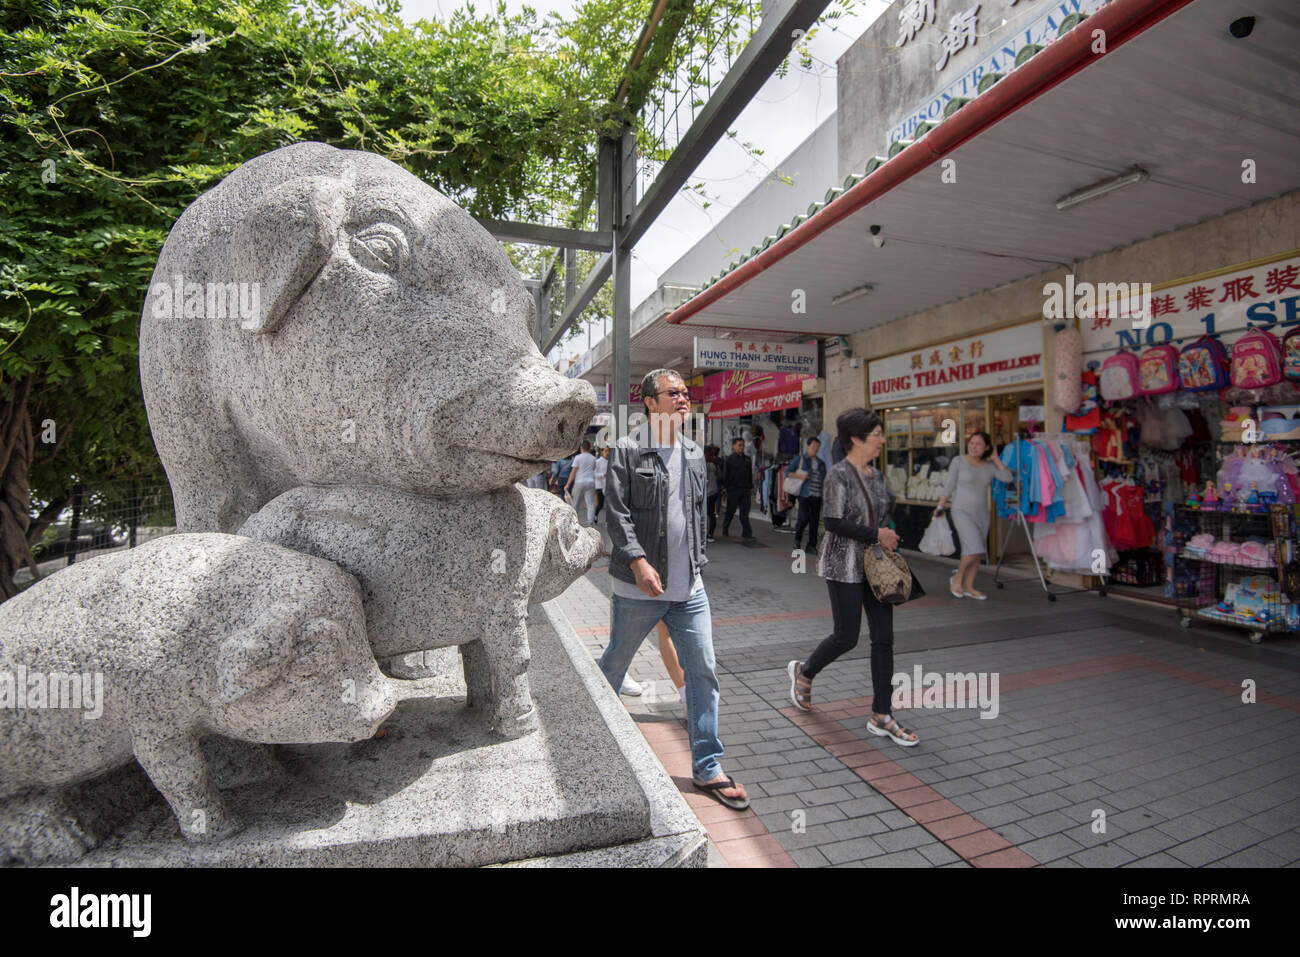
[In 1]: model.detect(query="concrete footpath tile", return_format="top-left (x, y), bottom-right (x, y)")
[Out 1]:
top-left (1156, 813), bottom-right (1218, 842)
top-left (821, 836), bottom-right (886, 864)
top-left (874, 826), bottom-right (934, 853)
top-left (919, 842), bottom-right (962, 866)
top-left (827, 815), bottom-right (890, 840)
top-left (1021, 833), bottom-right (1086, 863)
top-left (787, 846), bottom-right (831, 868)
top-left (1215, 845), bottom-right (1289, 867)
top-left (1115, 827), bottom-right (1181, 858)
top-left (1069, 844), bottom-right (1139, 867)
top-left (1167, 835), bottom-right (1234, 867)
top-left (862, 849), bottom-right (932, 867)
top-left (1123, 852), bottom-right (1185, 867)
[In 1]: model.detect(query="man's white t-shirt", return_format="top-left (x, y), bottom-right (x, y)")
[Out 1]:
top-left (612, 440), bottom-right (702, 603)
top-left (571, 452), bottom-right (598, 484)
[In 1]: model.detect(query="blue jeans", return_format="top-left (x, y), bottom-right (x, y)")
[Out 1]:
top-left (599, 587), bottom-right (724, 783)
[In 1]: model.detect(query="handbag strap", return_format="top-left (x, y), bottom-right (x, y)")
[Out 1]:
top-left (848, 462), bottom-right (876, 530)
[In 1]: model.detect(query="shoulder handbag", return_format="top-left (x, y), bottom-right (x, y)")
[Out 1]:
top-left (782, 455), bottom-right (810, 496)
top-left (849, 466), bottom-right (913, 604)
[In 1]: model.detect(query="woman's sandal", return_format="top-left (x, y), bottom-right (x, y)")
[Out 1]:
top-left (868, 713), bottom-right (920, 747)
top-left (788, 660), bottom-right (813, 712)
top-left (950, 571), bottom-right (964, 599)
top-left (693, 775), bottom-right (750, 810)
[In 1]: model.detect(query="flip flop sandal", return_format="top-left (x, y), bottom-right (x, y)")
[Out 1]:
top-left (693, 775), bottom-right (750, 810)
top-left (868, 714), bottom-right (920, 747)
top-left (788, 660), bottom-right (812, 712)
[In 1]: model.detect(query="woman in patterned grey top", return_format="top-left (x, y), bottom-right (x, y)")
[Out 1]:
top-left (787, 408), bottom-right (922, 747)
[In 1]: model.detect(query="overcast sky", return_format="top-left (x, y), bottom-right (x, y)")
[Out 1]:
top-left (397, 0), bottom-right (890, 361)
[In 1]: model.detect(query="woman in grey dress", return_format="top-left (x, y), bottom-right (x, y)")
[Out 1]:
top-left (935, 431), bottom-right (1013, 600)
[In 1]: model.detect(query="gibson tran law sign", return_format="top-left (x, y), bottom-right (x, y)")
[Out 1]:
top-left (869, 321), bottom-right (1042, 403)
top-left (694, 337), bottom-right (818, 375)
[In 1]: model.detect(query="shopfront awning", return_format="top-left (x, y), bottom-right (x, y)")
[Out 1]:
top-left (664, 0), bottom-right (1300, 336)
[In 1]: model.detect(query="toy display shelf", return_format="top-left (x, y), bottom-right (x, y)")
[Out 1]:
top-left (1171, 504), bottom-right (1299, 643)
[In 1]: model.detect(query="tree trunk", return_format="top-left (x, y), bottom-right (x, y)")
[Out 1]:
top-left (0, 374), bottom-right (36, 600)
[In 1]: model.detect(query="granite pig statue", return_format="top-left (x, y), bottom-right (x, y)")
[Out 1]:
top-left (0, 534), bottom-right (400, 842)
top-left (139, 140), bottom-right (596, 533)
top-left (239, 484), bottom-right (601, 737)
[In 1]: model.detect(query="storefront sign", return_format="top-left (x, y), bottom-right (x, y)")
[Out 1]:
top-left (869, 321), bottom-right (1042, 404)
top-left (702, 370), bottom-right (812, 420)
top-left (693, 337), bottom-right (818, 375)
top-left (1079, 253), bottom-right (1300, 358)
top-left (888, 0), bottom-right (1109, 146)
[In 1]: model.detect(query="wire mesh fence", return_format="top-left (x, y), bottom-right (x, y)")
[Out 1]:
top-left (16, 480), bottom-right (177, 586)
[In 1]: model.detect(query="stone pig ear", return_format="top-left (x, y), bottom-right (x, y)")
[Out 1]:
top-left (214, 617), bottom-right (296, 703)
top-left (232, 175), bottom-right (350, 335)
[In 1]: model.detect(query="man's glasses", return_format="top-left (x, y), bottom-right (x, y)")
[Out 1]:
top-left (652, 389), bottom-right (690, 401)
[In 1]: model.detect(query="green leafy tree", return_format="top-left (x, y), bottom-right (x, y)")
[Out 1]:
top-left (0, 0), bottom-right (814, 595)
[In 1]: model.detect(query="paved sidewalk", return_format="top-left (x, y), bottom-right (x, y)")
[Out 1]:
top-left (557, 521), bottom-right (1300, 868)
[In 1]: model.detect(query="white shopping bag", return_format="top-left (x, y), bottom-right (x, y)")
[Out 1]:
top-left (919, 513), bottom-right (956, 556)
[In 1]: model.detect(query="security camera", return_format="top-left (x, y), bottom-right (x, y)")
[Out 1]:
top-left (869, 224), bottom-right (884, 249)
top-left (1229, 16), bottom-right (1255, 38)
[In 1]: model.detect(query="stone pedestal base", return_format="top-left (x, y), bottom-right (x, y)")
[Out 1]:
top-left (21, 603), bottom-right (705, 867)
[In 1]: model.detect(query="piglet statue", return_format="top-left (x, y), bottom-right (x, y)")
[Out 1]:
top-left (139, 140), bottom-right (597, 534)
top-left (0, 534), bottom-right (401, 847)
top-left (240, 484), bottom-right (601, 737)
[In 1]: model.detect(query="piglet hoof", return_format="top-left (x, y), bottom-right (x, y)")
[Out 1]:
top-left (492, 707), bottom-right (539, 739)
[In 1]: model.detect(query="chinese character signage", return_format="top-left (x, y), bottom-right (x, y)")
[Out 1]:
top-left (702, 370), bottom-right (812, 420)
top-left (869, 321), bottom-right (1043, 404)
top-left (693, 337), bottom-right (818, 376)
top-left (1079, 254), bottom-right (1300, 358)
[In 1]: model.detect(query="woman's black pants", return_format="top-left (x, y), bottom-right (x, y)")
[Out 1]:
top-left (802, 578), bottom-right (895, 716)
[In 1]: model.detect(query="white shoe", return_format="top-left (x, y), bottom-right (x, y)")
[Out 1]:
top-left (950, 572), bottom-right (964, 599)
top-left (620, 675), bottom-right (643, 696)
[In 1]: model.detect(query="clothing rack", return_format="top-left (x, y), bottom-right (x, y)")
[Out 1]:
top-left (992, 431), bottom-right (1098, 602)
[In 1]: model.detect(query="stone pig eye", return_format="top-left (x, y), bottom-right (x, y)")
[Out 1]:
top-left (349, 224), bottom-right (407, 273)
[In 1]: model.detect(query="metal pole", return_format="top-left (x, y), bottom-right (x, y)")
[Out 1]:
top-left (611, 124), bottom-right (636, 426)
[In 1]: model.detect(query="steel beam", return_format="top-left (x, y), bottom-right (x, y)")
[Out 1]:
top-left (621, 0), bottom-right (830, 249)
top-left (541, 253), bottom-right (611, 354)
top-left (474, 218), bottom-right (611, 251)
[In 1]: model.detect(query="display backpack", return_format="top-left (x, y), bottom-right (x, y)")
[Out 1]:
top-left (1179, 335), bottom-right (1230, 391)
top-left (1099, 349), bottom-right (1142, 401)
top-left (1230, 328), bottom-right (1284, 389)
top-left (1053, 326), bottom-right (1083, 413)
top-left (1139, 343), bottom-right (1180, 395)
top-left (1283, 326), bottom-right (1300, 382)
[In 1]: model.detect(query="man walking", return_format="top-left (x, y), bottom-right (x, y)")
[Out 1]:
top-left (792, 436), bottom-right (828, 553)
top-left (720, 437), bottom-right (755, 541)
top-left (600, 369), bottom-right (748, 810)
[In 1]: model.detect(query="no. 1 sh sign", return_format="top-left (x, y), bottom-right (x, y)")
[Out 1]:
top-left (869, 321), bottom-right (1042, 404)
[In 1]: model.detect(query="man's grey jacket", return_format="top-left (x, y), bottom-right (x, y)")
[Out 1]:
top-left (604, 423), bottom-right (708, 593)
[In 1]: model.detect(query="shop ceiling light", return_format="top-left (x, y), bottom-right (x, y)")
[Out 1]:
top-left (832, 283), bottom-right (874, 306)
top-left (1055, 167), bottom-right (1149, 211)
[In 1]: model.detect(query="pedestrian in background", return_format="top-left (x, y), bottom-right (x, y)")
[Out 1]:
top-left (792, 436), bottom-right (827, 553)
top-left (934, 431), bottom-right (1013, 600)
top-left (593, 445), bottom-right (609, 520)
top-left (705, 444), bottom-right (721, 543)
top-left (565, 440), bottom-right (598, 526)
top-left (788, 408), bottom-right (920, 747)
top-left (550, 452), bottom-right (574, 497)
top-left (720, 437), bottom-right (754, 541)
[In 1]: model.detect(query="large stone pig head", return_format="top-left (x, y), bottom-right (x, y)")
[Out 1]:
top-left (140, 141), bottom-right (595, 532)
